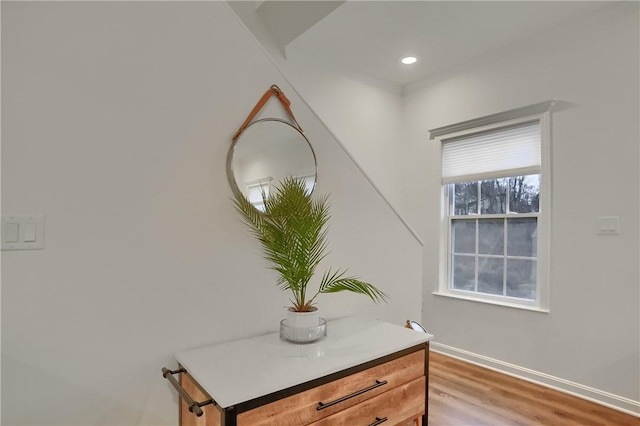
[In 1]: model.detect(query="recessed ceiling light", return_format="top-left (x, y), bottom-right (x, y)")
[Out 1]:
top-left (401, 56), bottom-right (418, 65)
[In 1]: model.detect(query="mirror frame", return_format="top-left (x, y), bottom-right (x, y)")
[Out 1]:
top-left (226, 118), bottom-right (318, 207)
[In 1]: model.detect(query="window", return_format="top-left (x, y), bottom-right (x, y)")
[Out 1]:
top-left (432, 107), bottom-right (551, 311)
top-left (246, 178), bottom-right (272, 212)
top-left (295, 174), bottom-right (316, 195)
top-left (245, 175), bottom-right (312, 212)
top-left (449, 174), bottom-right (540, 300)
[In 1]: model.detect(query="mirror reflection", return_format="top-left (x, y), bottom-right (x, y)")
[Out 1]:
top-left (227, 118), bottom-right (317, 211)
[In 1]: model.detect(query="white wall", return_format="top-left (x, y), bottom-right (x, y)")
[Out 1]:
top-left (404, 3), bottom-right (639, 412)
top-left (231, 1), bottom-right (640, 413)
top-left (228, 1), bottom-right (412, 224)
top-left (0, 2), bottom-right (423, 425)
top-left (275, 63), bottom-right (407, 213)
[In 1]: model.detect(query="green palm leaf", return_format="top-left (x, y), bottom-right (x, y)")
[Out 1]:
top-left (317, 268), bottom-right (388, 303)
top-left (233, 177), bottom-right (388, 311)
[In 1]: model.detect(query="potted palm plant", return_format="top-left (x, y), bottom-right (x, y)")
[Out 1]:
top-left (233, 177), bottom-right (388, 341)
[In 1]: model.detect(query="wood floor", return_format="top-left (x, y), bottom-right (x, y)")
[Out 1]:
top-left (428, 351), bottom-right (639, 426)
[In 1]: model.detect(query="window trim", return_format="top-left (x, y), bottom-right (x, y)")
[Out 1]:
top-left (434, 110), bottom-right (552, 312)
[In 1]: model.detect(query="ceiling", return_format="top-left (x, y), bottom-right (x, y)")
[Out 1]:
top-left (261, 1), bottom-right (615, 90)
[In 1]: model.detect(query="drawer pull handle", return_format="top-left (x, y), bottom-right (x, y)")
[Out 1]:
top-left (369, 417), bottom-right (388, 426)
top-left (317, 379), bottom-right (388, 410)
top-left (162, 367), bottom-right (214, 417)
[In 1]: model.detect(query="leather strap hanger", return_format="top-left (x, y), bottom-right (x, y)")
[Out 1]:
top-left (232, 84), bottom-right (302, 141)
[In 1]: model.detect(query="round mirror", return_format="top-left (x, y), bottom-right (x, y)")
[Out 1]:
top-left (227, 118), bottom-right (317, 211)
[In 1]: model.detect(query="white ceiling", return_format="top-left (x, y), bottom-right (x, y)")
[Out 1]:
top-left (279, 1), bottom-right (615, 89)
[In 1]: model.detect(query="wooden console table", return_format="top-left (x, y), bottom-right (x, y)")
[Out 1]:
top-left (166, 316), bottom-right (433, 426)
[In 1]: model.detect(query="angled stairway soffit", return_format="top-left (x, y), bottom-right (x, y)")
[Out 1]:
top-left (256, 1), bottom-right (345, 58)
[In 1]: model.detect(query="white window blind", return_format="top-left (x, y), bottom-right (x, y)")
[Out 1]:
top-left (442, 121), bottom-right (541, 184)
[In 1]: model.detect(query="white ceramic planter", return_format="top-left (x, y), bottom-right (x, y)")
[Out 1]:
top-left (286, 307), bottom-right (320, 328)
top-left (280, 307), bottom-right (326, 344)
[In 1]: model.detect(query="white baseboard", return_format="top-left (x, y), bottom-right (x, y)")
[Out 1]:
top-left (430, 342), bottom-right (640, 418)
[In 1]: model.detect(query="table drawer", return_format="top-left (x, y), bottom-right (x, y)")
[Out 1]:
top-left (308, 376), bottom-right (425, 426)
top-left (236, 349), bottom-right (425, 426)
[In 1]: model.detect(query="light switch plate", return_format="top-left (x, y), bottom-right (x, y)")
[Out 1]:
top-left (597, 216), bottom-right (619, 235)
top-left (2, 216), bottom-right (45, 250)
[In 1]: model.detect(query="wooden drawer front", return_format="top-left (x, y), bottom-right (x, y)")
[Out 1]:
top-left (237, 350), bottom-right (425, 426)
top-left (180, 371), bottom-right (222, 426)
top-left (308, 376), bottom-right (425, 426)
top-left (398, 417), bottom-right (421, 426)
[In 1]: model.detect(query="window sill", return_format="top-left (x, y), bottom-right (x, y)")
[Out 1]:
top-left (432, 291), bottom-right (550, 313)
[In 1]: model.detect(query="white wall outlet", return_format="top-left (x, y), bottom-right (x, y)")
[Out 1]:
top-left (1, 216), bottom-right (45, 250)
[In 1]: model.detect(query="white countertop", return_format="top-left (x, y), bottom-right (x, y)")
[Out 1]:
top-left (175, 316), bottom-right (433, 408)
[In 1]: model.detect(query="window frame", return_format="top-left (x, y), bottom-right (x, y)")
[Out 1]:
top-left (435, 111), bottom-right (551, 312)
top-left (245, 177), bottom-right (273, 212)
top-left (293, 174), bottom-right (317, 195)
